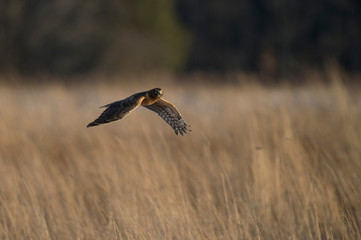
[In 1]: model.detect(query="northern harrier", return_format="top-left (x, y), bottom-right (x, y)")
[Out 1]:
top-left (87, 88), bottom-right (190, 135)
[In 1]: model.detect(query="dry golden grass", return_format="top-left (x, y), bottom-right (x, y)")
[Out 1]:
top-left (0, 75), bottom-right (360, 239)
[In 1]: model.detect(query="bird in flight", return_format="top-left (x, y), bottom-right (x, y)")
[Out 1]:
top-left (87, 88), bottom-right (190, 135)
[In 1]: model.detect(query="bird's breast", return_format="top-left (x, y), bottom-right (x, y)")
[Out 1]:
top-left (141, 96), bottom-right (160, 106)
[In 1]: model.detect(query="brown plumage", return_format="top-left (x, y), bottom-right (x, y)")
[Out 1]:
top-left (87, 88), bottom-right (190, 135)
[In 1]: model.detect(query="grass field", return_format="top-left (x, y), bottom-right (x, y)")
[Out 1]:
top-left (0, 74), bottom-right (360, 239)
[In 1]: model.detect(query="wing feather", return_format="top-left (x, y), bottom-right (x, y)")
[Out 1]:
top-left (87, 95), bottom-right (143, 127)
top-left (143, 98), bottom-right (190, 135)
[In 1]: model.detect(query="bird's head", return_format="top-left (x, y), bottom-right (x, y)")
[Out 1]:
top-left (149, 88), bottom-right (164, 98)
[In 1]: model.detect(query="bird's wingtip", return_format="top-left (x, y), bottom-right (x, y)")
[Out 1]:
top-left (100, 103), bottom-right (110, 108)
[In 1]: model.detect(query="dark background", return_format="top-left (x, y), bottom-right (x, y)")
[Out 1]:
top-left (1, 0), bottom-right (360, 78)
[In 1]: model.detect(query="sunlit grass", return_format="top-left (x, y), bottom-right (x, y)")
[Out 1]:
top-left (0, 75), bottom-right (360, 239)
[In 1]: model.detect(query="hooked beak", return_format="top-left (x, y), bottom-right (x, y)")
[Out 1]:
top-left (156, 89), bottom-right (164, 96)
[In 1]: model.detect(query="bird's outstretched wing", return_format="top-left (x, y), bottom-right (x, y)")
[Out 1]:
top-left (143, 98), bottom-right (190, 135)
top-left (87, 96), bottom-right (143, 127)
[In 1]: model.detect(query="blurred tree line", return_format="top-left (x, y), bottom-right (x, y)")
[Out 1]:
top-left (0, 0), bottom-right (189, 74)
top-left (177, 0), bottom-right (361, 74)
top-left (0, 0), bottom-right (360, 75)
